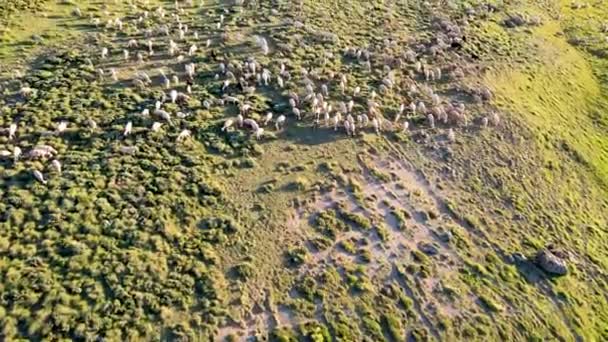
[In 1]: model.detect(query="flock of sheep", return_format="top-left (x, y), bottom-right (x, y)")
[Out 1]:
top-left (1, 0), bottom-right (501, 185)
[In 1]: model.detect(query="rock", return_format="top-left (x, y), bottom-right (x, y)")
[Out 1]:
top-left (418, 242), bottom-right (440, 256)
top-left (512, 252), bottom-right (527, 264)
top-left (535, 249), bottom-right (568, 276)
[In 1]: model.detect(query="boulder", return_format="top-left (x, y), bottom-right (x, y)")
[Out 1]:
top-left (535, 249), bottom-right (568, 276)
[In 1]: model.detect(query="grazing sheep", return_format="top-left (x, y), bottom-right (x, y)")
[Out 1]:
top-left (344, 120), bottom-right (351, 135)
top-left (20, 86), bottom-right (34, 98)
top-left (243, 118), bottom-right (259, 132)
top-left (8, 123), bottom-right (17, 140)
top-left (447, 128), bottom-right (455, 142)
top-left (177, 129), bottom-right (191, 142)
top-left (417, 102), bottom-right (427, 114)
top-left (101, 47), bottom-right (109, 59)
top-left (33, 170), bottom-right (47, 184)
top-left (123, 49), bottom-right (130, 61)
top-left (293, 107), bottom-right (302, 120)
top-left (490, 112), bottom-right (500, 126)
top-left (124, 121), bottom-right (133, 136)
top-left (347, 100), bottom-right (355, 113)
top-left (402, 121), bottom-right (409, 133)
top-left (481, 116), bottom-right (489, 128)
top-left (372, 118), bottom-right (380, 134)
top-left (236, 114), bottom-right (244, 127)
top-left (56, 121), bottom-right (68, 134)
top-left (263, 112), bottom-right (273, 126)
top-left (51, 160), bottom-right (62, 174)
top-left (353, 86), bottom-right (361, 97)
top-left (119, 146), bottom-right (138, 154)
top-left (87, 119), bottom-right (97, 130)
top-left (170, 89), bottom-right (178, 103)
top-left (153, 109), bottom-right (172, 124)
top-left (255, 127), bottom-right (264, 140)
top-left (275, 115), bottom-right (286, 130)
top-left (188, 44), bottom-right (197, 56)
top-left (427, 113), bottom-right (435, 128)
top-left (151, 122), bottom-right (163, 132)
top-left (13, 146), bottom-right (21, 161)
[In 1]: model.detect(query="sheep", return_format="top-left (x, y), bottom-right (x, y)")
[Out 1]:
top-left (13, 146), bottom-right (21, 161)
top-left (427, 113), bottom-right (435, 128)
top-left (177, 129), bottom-right (191, 142)
top-left (262, 69), bottom-right (271, 85)
top-left (344, 120), bottom-right (351, 135)
top-left (275, 115), bottom-right (286, 130)
top-left (33, 170), bottom-right (47, 184)
top-left (148, 40), bottom-right (155, 55)
top-left (321, 84), bottom-right (329, 97)
top-left (87, 119), bottom-right (97, 130)
top-left (243, 119), bottom-right (259, 132)
top-left (124, 121), bottom-right (133, 136)
top-left (277, 76), bottom-right (284, 88)
top-left (151, 122), bottom-right (163, 132)
top-left (333, 115), bottom-right (340, 131)
top-left (236, 114), bottom-right (244, 128)
top-left (447, 128), bottom-right (455, 142)
top-left (101, 47), bottom-right (109, 59)
top-left (56, 121), bottom-right (68, 134)
top-left (110, 68), bottom-right (118, 81)
top-left (293, 108), bottom-right (302, 120)
top-left (481, 116), bottom-right (489, 128)
top-left (402, 121), bottom-right (409, 133)
top-left (489, 112), bottom-right (500, 126)
top-left (123, 49), bottom-right (130, 61)
top-left (417, 102), bottom-right (427, 114)
top-left (172, 75), bottom-right (179, 86)
top-left (119, 146), bottom-right (138, 154)
top-left (170, 89), bottom-right (178, 103)
top-left (353, 86), bottom-right (361, 97)
top-left (51, 160), bottom-right (62, 174)
top-left (8, 123), bottom-right (17, 140)
top-left (372, 117), bottom-right (380, 134)
top-left (263, 112), bottom-right (273, 126)
top-left (153, 109), bottom-right (173, 124)
top-left (255, 127), bottom-right (264, 140)
top-left (347, 100), bottom-right (355, 113)
top-left (20, 86), bottom-right (34, 98)
top-left (188, 44), bottom-right (197, 56)
top-left (128, 39), bottom-right (138, 48)
top-left (240, 103), bottom-right (252, 115)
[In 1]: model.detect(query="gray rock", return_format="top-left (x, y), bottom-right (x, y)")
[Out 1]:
top-left (535, 249), bottom-right (568, 276)
top-left (418, 242), bottom-right (440, 256)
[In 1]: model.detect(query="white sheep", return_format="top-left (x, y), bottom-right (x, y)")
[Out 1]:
top-left (236, 114), bottom-right (244, 127)
top-left (124, 121), bottom-right (133, 136)
top-left (353, 86), bottom-right (361, 97)
top-left (51, 159), bottom-right (62, 174)
top-left (447, 128), bottom-right (455, 142)
top-left (8, 123), bottom-right (17, 140)
top-left (275, 115), bottom-right (286, 130)
top-left (33, 170), bottom-right (47, 184)
top-left (481, 116), bottom-right (489, 128)
top-left (13, 146), bottom-right (21, 161)
top-left (402, 121), bottom-right (409, 133)
top-left (177, 129), bottom-right (191, 142)
top-left (123, 49), bottom-right (130, 61)
top-left (427, 113), bottom-right (435, 128)
top-left (170, 89), bottom-right (178, 103)
top-left (188, 44), bottom-right (197, 56)
top-left (347, 100), bottom-right (355, 113)
top-left (56, 121), bottom-right (68, 134)
top-left (277, 76), bottom-right (284, 88)
top-left (153, 109), bottom-right (172, 124)
top-left (263, 112), bottom-right (273, 126)
top-left (101, 47), bottom-right (109, 59)
top-left (255, 127), bottom-right (264, 140)
top-left (293, 107), bottom-right (302, 120)
top-left (372, 118), bottom-right (380, 134)
top-left (151, 122), bottom-right (163, 132)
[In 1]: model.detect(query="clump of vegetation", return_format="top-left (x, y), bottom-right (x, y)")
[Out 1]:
top-left (285, 247), bottom-right (309, 267)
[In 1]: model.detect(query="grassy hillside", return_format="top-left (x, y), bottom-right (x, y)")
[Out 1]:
top-left (0, 0), bottom-right (607, 341)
